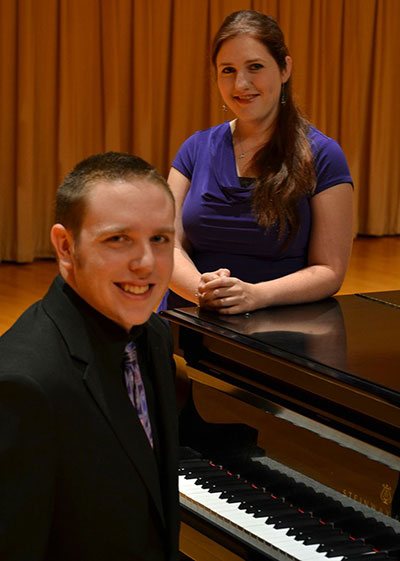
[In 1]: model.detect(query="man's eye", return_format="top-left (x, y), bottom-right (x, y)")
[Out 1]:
top-left (106, 235), bottom-right (127, 243)
top-left (151, 235), bottom-right (170, 244)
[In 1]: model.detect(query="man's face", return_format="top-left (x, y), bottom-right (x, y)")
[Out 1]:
top-left (66, 178), bottom-right (174, 330)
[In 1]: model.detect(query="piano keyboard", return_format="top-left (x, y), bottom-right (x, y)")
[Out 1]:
top-left (179, 457), bottom-right (400, 561)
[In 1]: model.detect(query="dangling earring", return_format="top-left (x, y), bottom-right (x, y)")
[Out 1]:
top-left (280, 83), bottom-right (286, 105)
top-left (222, 103), bottom-right (228, 112)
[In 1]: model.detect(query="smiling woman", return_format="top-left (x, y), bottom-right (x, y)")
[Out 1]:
top-left (159, 9), bottom-right (353, 316)
top-left (216, 34), bottom-right (292, 152)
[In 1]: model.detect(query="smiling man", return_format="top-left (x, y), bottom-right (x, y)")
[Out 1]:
top-left (0, 153), bottom-right (179, 561)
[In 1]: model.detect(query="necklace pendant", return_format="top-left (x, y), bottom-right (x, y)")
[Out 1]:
top-left (238, 153), bottom-right (245, 159)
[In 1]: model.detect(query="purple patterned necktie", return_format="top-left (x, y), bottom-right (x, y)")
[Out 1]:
top-left (124, 341), bottom-right (153, 448)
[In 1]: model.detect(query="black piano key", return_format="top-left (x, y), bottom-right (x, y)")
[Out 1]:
top-left (313, 503), bottom-right (351, 518)
top-left (317, 535), bottom-right (360, 549)
top-left (324, 543), bottom-right (374, 557)
top-left (244, 496), bottom-right (285, 512)
top-left (373, 532), bottom-right (400, 549)
top-left (226, 487), bottom-right (266, 500)
top-left (252, 504), bottom-right (295, 518)
top-left (317, 537), bottom-right (373, 553)
top-left (238, 493), bottom-right (278, 509)
top-left (334, 512), bottom-right (387, 540)
top-left (286, 517), bottom-right (327, 534)
top-left (182, 467), bottom-right (220, 479)
top-left (295, 491), bottom-right (337, 512)
top-left (238, 467), bottom-right (299, 497)
top-left (221, 486), bottom-right (262, 502)
top-left (263, 484), bottom-right (302, 500)
top-left (181, 461), bottom-right (218, 470)
top-left (302, 527), bottom-right (347, 545)
top-left (383, 546), bottom-right (400, 556)
top-left (206, 479), bottom-right (246, 493)
top-left (227, 493), bottom-right (269, 505)
top-left (179, 457), bottom-right (208, 466)
top-left (343, 517), bottom-right (382, 537)
top-left (202, 474), bottom-right (241, 485)
top-left (270, 512), bottom-right (312, 529)
top-left (317, 505), bottom-right (365, 529)
top-left (270, 481), bottom-right (309, 499)
top-left (342, 553), bottom-right (396, 561)
top-left (244, 466), bottom-right (324, 506)
top-left (195, 471), bottom-right (238, 485)
top-left (237, 464), bottom-right (279, 482)
top-left (218, 483), bottom-right (254, 497)
top-left (244, 496), bottom-right (289, 512)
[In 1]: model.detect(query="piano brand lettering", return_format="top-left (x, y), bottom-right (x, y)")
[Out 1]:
top-left (380, 483), bottom-right (393, 506)
top-left (342, 486), bottom-right (392, 516)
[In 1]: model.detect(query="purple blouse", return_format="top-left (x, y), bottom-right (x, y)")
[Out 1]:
top-left (159, 121), bottom-right (352, 311)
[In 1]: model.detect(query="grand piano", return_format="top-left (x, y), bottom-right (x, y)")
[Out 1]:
top-left (161, 291), bottom-right (400, 561)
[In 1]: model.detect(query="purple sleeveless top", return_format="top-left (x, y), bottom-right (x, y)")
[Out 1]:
top-left (159, 122), bottom-right (352, 311)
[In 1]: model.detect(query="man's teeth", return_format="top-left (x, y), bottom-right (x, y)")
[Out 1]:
top-left (120, 284), bottom-right (149, 295)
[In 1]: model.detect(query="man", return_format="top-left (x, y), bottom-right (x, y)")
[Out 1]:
top-left (0, 152), bottom-right (179, 560)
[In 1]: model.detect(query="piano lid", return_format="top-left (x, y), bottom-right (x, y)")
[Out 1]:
top-left (162, 293), bottom-right (400, 407)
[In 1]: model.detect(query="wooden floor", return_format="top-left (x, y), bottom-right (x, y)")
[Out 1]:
top-left (1, 235), bottom-right (400, 335)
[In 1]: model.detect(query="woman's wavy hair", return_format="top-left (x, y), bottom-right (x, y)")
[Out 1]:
top-left (212, 10), bottom-right (316, 243)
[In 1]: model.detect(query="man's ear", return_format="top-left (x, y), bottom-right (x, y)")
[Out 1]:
top-left (50, 224), bottom-right (75, 271)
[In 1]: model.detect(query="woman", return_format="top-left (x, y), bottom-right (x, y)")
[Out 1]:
top-left (160, 10), bottom-right (353, 315)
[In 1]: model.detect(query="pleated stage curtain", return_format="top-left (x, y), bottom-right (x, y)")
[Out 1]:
top-left (1, 0), bottom-right (399, 262)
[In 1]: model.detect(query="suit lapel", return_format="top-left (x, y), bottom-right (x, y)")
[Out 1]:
top-left (82, 360), bottom-right (165, 525)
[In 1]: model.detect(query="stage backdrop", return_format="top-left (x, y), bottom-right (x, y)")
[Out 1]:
top-left (1, 0), bottom-right (399, 262)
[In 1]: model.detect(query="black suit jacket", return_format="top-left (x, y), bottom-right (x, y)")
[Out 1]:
top-left (0, 276), bottom-right (179, 561)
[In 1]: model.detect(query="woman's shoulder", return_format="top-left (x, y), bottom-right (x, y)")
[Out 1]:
top-left (172, 121), bottom-right (231, 176)
top-left (180, 121), bottom-right (231, 147)
top-left (307, 126), bottom-right (353, 191)
top-left (307, 126), bottom-right (347, 163)
top-left (308, 125), bottom-right (340, 151)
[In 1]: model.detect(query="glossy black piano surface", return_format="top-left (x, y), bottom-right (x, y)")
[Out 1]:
top-left (162, 292), bottom-right (400, 560)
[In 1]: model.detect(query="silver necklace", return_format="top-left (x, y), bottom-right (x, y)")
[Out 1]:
top-left (236, 133), bottom-right (247, 159)
top-left (235, 133), bottom-right (263, 160)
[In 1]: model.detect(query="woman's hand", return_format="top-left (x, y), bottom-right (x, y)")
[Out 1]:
top-left (197, 269), bottom-right (259, 314)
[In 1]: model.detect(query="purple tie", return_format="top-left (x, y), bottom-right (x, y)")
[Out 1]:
top-left (124, 341), bottom-right (153, 448)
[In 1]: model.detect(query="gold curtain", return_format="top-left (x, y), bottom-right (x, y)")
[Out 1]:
top-left (1, 0), bottom-right (399, 262)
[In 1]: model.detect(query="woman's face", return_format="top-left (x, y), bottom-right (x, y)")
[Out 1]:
top-left (216, 34), bottom-right (292, 128)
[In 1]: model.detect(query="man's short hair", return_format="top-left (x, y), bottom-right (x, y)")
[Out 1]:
top-left (55, 152), bottom-right (174, 239)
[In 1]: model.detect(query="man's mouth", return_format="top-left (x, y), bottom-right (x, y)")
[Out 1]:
top-left (117, 283), bottom-right (151, 295)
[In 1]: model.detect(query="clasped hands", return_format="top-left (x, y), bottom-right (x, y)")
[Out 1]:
top-left (195, 268), bottom-right (258, 315)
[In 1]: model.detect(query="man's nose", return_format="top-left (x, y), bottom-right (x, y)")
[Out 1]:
top-left (128, 242), bottom-right (155, 273)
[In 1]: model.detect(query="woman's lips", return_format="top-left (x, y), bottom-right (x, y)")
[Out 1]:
top-left (234, 94), bottom-right (259, 103)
